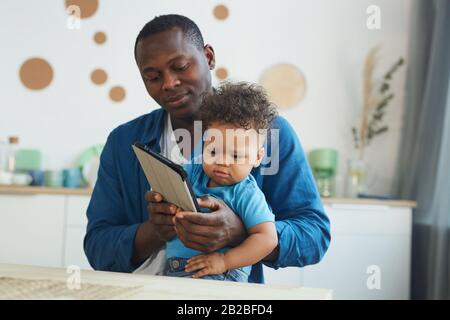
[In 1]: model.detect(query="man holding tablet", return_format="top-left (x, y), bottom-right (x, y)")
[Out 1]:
top-left (84, 14), bottom-right (330, 283)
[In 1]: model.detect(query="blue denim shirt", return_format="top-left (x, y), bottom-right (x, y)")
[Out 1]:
top-left (84, 108), bottom-right (330, 283)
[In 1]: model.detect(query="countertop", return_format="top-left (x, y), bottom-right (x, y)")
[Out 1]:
top-left (0, 185), bottom-right (92, 196)
top-left (0, 264), bottom-right (332, 300)
top-left (0, 185), bottom-right (417, 208)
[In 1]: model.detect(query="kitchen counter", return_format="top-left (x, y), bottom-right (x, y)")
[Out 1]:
top-left (321, 197), bottom-right (416, 208)
top-left (0, 185), bottom-right (416, 208)
top-left (0, 264), bottom-right (332, 300)
top-left (0, 185), bottom-right (92, 196)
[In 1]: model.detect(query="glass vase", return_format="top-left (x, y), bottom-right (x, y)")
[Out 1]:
top-left (345, 159), bottom-right (372, 198)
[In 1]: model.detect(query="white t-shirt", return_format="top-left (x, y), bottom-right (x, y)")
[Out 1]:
top-left (133, 112), bottom-right (188, 275)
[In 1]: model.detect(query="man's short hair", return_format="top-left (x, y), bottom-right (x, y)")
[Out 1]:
top-left (134, 14), bottom-right (205, 58)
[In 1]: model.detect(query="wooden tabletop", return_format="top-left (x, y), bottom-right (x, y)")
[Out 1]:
top-left (0, 185), bottom-right (416, 208)
top-left (0, 185), bottom-right (92, 196)
top-left (0, 264), bottom-right (332, 300)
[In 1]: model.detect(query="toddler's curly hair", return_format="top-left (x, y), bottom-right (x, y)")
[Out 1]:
top-left (199, 81), bottom-right (278, 132)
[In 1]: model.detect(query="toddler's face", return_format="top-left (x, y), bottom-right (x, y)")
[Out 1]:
top-left (202, 121), bottom-right (265, 187)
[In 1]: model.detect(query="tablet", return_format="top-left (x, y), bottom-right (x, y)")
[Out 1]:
top-left (132, 142), bottom-right (200, 212)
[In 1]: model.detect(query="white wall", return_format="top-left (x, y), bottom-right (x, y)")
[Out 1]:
top-left (0, 0), bottom-right (412, 195)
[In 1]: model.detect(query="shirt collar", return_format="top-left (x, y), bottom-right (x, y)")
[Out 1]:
top-left (141, 108), bottom-right (166, 149)
top-left (144, 87), bottom-right (217, 147)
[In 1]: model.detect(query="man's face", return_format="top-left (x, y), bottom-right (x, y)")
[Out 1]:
top-left (135, 28), bottom-right (215, 119)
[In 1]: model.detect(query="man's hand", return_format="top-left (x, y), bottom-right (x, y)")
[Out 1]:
top-left (185, 252), bottom-right (227, 278)
top-left (132, 191), bottom-right (178, 266)
top-left (174, 196), bottom-right (247, 253)
top-left (144, 191), bottom-right (178, 242)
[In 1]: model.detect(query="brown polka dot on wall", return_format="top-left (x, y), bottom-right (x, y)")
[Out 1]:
top-left (259, 63), bottom-right (306, 109)
top-left (213, 4), bottom-right (229, 20)
top-left (65, 0), bottom-right (99, 19)
top-left (91, 69), bottom-right (107, 85)
top-left (94, 31), bottom-right (107, 45)
top-left (215, 67), bottom-right (228, 80)
top-left (19, 57), bottom-right (54, 90)
top-left (109, 86), bottom-right (126, 102)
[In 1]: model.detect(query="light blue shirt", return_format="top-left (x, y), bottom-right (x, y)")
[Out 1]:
top-left (165, 159), bottom-right (275, 274)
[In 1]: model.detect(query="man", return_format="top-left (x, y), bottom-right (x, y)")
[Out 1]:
top-left (84, 14), bottom-right (330, 283)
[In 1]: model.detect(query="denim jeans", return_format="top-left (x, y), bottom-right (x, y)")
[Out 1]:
top-left (163, 257), bottom-right (249, 282)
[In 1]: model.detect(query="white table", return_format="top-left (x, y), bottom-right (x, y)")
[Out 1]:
top-left (0, 264), bottom-right (332, 300)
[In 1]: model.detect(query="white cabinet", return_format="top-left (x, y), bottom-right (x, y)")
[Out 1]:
top-left (263, 266), bottom-right (304, 287)
top-left (0, 191), bottom-right (91, 270)
top-left (63, 195), bottom-right (91, 269)
top-left (263, 202), bottom-right (413, 300)
top-left (64, 226), bottom-right (91, 269)
top-left (0, 194), bottom-right (65, 267)
top-left (66, 195), bottom-right (89, 226)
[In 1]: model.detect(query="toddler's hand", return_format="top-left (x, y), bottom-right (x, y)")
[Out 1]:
top-left (185, 253), bottom-right (227, 278)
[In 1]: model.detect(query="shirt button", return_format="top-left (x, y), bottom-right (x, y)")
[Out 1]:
top-left (172, 260), bottom-right (180, 269)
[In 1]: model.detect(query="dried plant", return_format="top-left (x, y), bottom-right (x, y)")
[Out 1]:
top-left (352, 46), bottom-right (404, 160)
